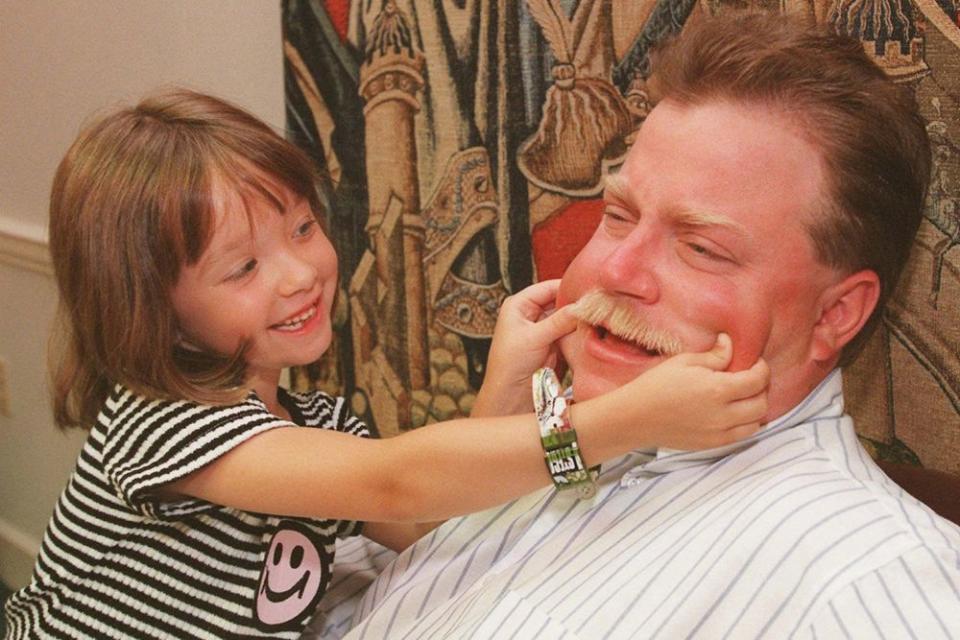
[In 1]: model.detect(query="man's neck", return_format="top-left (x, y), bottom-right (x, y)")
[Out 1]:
top-left (763, 360), bottom-right (837, 424)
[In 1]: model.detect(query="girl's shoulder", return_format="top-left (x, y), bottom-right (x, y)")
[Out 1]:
top-left (99, 384), bottom-right (368, 438)
top-left (96, 383), bottom-right (288, 448)
top-left (102, 382), bottom-right (272, 422)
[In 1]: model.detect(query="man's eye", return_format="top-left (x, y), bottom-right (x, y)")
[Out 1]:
top-left (602, 211), bottom-right (634, 232)
top-left (227, 259), bottom-right (257, 281)
top-left (294, 219), bottom-right (317, 238)
top-left (684, 242), bottom-right (726, 261)
top-left (689, 243), bottom-right (712, 256)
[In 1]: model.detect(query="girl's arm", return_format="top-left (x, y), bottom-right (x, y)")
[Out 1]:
top-left (362, 521), bottom-right (442, 551)
top-left (164, 340), bottom-right (767, 534)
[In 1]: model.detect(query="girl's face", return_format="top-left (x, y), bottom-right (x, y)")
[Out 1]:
top-left (170, 182), bottom-right (338, 387)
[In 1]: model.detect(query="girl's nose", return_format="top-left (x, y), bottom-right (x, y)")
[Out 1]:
top-left (277, 250), bottom-right (318, 296)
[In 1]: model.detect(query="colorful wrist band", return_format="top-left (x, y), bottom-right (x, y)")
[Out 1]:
top-left (532, 367), bottom-right (598, 499)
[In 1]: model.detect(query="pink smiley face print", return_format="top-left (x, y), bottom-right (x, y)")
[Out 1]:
top-left (254, 522), bottom-right (330, 629)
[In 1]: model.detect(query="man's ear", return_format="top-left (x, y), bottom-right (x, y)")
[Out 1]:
top-left (810, 269), bottom-right (880, 362)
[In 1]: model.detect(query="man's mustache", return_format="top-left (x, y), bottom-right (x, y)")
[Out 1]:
top-left (569, 289), bottom-right (684, 356)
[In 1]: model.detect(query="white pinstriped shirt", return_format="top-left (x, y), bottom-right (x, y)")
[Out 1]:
top-left (324, 370), bottom-right (960, 639)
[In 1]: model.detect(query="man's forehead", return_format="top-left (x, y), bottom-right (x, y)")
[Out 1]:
top-left (602, 173), bottom-right (750, 236)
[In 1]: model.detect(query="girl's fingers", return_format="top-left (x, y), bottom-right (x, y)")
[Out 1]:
top-left (519, 279), bottom-right (562, 304)
top-left (681, 333), bottom-right (733, 371)
top-left (517, 305), bottom-right (578, 346)
top-left (726, 395), bottom-right (769, 424)
top-left (723, 358), bottom-right (770, 399)
top-left (506, 280), bottom-right (562, 319)
top-left (722, 422), bottom-right (764, 444)
top-left (535, 305), bottom-right (579, 340)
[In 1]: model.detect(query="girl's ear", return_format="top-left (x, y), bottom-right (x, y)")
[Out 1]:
top-left (810, 269), bottom-right (880, 363)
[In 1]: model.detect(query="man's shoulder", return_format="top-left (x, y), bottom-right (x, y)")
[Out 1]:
top-left (728, 419), bottom-right (960, 556)
top-left (803, 538), bottom-right (960, 638)
top-left (642, 405), bottom-right (957, 558)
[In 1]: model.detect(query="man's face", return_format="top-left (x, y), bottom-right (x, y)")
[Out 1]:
top-left (558, 99), bottom-right (842, 418)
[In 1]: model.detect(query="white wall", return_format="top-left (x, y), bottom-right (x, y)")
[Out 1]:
top-left (0, 1), bottom-right (284, 588)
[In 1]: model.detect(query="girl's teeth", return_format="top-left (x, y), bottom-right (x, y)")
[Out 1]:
top-left (275, 306), bottom-right (316, 330)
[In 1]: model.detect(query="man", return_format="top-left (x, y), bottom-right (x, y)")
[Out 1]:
top-left (332, 13), bottom-right (960, 638)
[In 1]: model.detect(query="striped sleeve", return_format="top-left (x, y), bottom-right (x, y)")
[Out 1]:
top-left (101, 387), bottom-right (293, 519)
top-left (805, 545), bottom-right (960, 639)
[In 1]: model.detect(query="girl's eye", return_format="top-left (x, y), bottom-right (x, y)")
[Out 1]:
top-left (294, 219), bottom-right (317, 238)
top-left (227, 259), bottom-right (258, 281)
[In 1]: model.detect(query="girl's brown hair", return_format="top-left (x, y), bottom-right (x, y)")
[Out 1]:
top-left (49, 88), bottom-right (328, 429)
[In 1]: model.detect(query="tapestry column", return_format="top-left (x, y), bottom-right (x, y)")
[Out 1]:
top-left (358, 1), bottom-right (430, 391)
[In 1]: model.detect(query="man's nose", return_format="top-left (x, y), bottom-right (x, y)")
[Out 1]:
top-left (597, 228), bottom-right (661, 303)
top-left (276, 250), bottom-right (317, 296)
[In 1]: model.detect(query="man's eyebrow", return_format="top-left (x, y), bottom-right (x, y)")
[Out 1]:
top-left (603, 174), bottom-right (749, 236)
top-left (602, 173), bottom-right (630, 202)
top-left (670, 208), bottom-right (750, 236)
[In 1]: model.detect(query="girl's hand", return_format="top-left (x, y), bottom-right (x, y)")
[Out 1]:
top-left (574, 333), bottom-right (770, 453)
top-left (473, 280), bottom-right (578, 417)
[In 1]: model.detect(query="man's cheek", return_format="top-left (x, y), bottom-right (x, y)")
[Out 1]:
top-left (687, 291), bottom-right (765, 373)
top-left (556, 247), bottom-right (599, 309)
top-left (555, 279), bottom-right (577, 309)
top-left (723, 320), bottom-right (770, 372)
top-left (727, 339), bottom-right (760, 371)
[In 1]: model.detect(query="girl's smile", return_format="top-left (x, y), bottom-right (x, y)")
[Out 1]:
top-left (271, 298), bottom-right (321, 333)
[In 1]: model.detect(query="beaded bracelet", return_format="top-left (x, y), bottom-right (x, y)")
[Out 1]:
top-left (532, 367), bottom-right (598, 499)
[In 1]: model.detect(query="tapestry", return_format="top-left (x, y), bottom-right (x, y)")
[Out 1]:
top-left (282, 0), bottom-right (960, 475)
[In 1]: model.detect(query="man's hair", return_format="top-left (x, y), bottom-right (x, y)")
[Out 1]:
top-left (650, 13), bottom-right (931, 366)
top-left (49, 88), bottom-right (328, 429)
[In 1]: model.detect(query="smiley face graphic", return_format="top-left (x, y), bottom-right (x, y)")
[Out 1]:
top-left (254, 521), bottom-right (330, 629)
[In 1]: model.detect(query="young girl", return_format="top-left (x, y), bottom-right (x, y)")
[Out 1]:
top-left (4, 89), bottom-right (769, 639)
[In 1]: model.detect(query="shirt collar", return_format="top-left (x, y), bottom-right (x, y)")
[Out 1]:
top-left (625, 369), bottom-right (846, 477)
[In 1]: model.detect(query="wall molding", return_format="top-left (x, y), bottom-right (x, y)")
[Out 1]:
top-left (0, 226), bottom-right (52, 277)
top-left (0, 517), bottom-right (41, 558)
top-left (0, 516), bottom-right (41, 588)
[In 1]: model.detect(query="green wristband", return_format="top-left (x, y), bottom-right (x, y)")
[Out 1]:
top-left (532, 368), bottom-right (598, 499)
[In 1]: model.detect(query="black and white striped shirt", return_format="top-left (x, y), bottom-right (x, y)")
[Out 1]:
top-left (340, 370), bottom-right (960, 639)
top-left (4, 385), bottom-right (368, 639)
